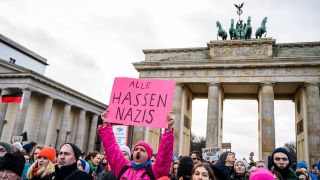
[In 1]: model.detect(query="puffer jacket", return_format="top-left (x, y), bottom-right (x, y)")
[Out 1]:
top-left (98, 124), bottom-right (174, 180)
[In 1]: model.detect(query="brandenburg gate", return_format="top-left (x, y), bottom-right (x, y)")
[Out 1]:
top-left (133, 38), bottom-right (320, 166)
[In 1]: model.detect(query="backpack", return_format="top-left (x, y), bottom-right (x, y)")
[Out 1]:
top-left (117, 165), bottom-right (156, 180)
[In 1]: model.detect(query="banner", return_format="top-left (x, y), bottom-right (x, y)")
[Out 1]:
top-left (202, 147), bottom-right (220, 162)
top-left (106, 77), bottom-right (176, 128)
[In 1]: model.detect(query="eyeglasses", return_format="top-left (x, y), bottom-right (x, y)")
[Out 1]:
top-left (192, 158), bottom-right (201, 161)
top-left (77, 163), bottom-right (82, 167)
top-left (274, 157), bottom-right (288, 161)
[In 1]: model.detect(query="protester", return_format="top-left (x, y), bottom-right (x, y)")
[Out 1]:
top-left (85, 151), bottom-right (104, 177)
top-left (0, 141), bottom-right (13, 156)
top-left (54, 143), bottom-right (92, 180)
top-left (192, 162), bottom-right (215, 180)
top-left (98, 110), bottom-right (174, 180)
top-left (119, 145), bottom-right (131, 160)
top-left (151, 153), bottom-right (157, 164)
top-left (231, 159), bottom-right (249, 180)
top-left (249, 168), bottom-right (274, 180)
top-left (26, 146), bottom-right (56, 180)
top-left (0, 152), bottom-right (25, 179)
top-left (24, 153), bottom-right (31, 164)
top-left (255, 160), bottom-right (267, 169)
top-left (211, 151), bottom-right (236, 180)
top-left (190, 151), bottom-right (202, 165)
top-left (12, 142), bottom-right (23, 152)
top-left (170, 160), bottom-right (179, 180)
top-left (23, 142), bottom-right (37, 155)
top-left (295, 161), bottom-right (317, 180)
top-left (23, 145), bottom-right (44, 179)
top-left (270, 147), bottom-right (296, 180)
top-left (177, 156), bottom-right (194, 180)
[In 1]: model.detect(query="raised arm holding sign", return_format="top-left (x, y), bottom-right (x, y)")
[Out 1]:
top-left (106, 77), bottom-right (176, 128)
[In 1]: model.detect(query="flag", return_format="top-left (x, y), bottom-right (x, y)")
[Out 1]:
top-left (0, 92), bottom-right (23, 103)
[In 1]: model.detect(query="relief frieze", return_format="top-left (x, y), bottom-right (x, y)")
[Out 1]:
top-left (140, 67), bottom-right (319, 79)
top-left (212, 45), bottom-right (269, 58)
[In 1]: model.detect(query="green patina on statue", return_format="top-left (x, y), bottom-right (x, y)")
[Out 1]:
top-left (216, 3), bottom-right (267, 40)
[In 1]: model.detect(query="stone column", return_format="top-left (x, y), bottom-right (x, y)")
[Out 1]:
top-left (75, 109), bottom-right (86, 151)
top-left (0, 89), bottom-right (10, 137)
top-left (37, 96), bottom-right (53, 145)
top-left (305, 83), bottom-right (320, 165)
top-left (56, 103), bottom-right (71, 148)
top-left (206, 83), bottom-right (220, 148)
top-left (12, 89), bottom-right (32, 136)
top-left (258, 83), bottom-right (275, 160)
top-left (87, 114), bottom-right (98, 152)
top-left (172, 83), bottom-right (183, 155)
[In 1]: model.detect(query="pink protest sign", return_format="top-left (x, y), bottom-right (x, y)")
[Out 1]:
top-left (106, 77), bottom-right (176, 128)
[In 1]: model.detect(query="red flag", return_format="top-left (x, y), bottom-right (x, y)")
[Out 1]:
top-left (0, 92), bottom-right (23, 103)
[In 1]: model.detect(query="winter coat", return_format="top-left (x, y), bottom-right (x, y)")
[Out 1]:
top-left (53, 163), bottom-right (93, 180)
top-left (211, 162), bottom-right (234, 180)
top-left (29, 173), bottom-right (55, 180)
top-left (98, 124), bottom-right (174, 180)
top-left (230, 172), bottom-right (249, 180)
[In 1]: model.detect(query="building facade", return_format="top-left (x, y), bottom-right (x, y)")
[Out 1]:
top-left (133, 38), bottom-right (320, 166)
top-left (0, 34), bottom-right (107, 152)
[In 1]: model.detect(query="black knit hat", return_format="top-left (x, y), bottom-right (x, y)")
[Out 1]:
top-left (0, 152), bottom-right (25, 176)
top-left (219, 151), bottom-right (233, 164)
top-left (271, 147), bottom-right (291, 167)
top-left (177, 156), bottom-right (194, 179)
top-left (60, 143), bottom-right (81, 161)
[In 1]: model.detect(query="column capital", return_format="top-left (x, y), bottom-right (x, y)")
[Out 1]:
top-left (175, 82), bottom-right (184, 87)
top-left (207, 82), bottom-right (220, 87)
top-left (260, 82), bottom-right (275, 87)
top-left (304, 82), bottom-right (320, 87)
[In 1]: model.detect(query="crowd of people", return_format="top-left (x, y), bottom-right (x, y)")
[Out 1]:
top-left (0, 111), bottom-right (319, 180)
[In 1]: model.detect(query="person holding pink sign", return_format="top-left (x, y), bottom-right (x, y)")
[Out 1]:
top-left (98, 110), bottom-right (174, 180)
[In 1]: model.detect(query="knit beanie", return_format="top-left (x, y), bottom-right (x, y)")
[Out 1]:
top-left (120, 145), bottom-right (131, 157)
top-left (296, 161), bottom-right (308, 170)
top-left (22, 142), bottom-right (36, 154)
top-left (271, 147), bottom-right (291, 168)
top-left (0, 152), bottom-right (25, 176)
top-left (234, 159), bottom-right (249, 171)
top-left (177, 156), bottom-right (194, 179)
top-left (59, 143), bottom-right (81, 161)
top-left (219, 151), bottom-right (231, 163)
top-left (134, 141), bottom-right (153, 160)
top-left (0, 141), bottom-right (13, 154)
top-left (37, 147), bottom-right (56, 163)
top-left (249, 168), bottom-right (274, 180)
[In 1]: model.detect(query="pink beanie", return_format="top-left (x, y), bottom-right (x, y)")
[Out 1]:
top-left (250, 168), bottom-right (274, 180)
top-left (134, 141), bottom-right (153, 160)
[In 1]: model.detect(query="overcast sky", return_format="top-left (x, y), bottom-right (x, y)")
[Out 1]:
top-left (0, 0), bottom-right (319, 159)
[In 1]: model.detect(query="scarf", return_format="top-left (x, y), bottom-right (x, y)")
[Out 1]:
top-left (132, 160), bottom-right (152, 171)
top-left (33, 167), bottom-right (39, 177)
top-left (87, 160), bottom-right (98, 172)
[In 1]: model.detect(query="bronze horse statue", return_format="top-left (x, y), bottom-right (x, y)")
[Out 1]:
top-left (244, 16), bottom-right (252, 39)
top-left (255, 17), bottom-right (267, 38)
top-left (216, 21), bottom-right (227, 40)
